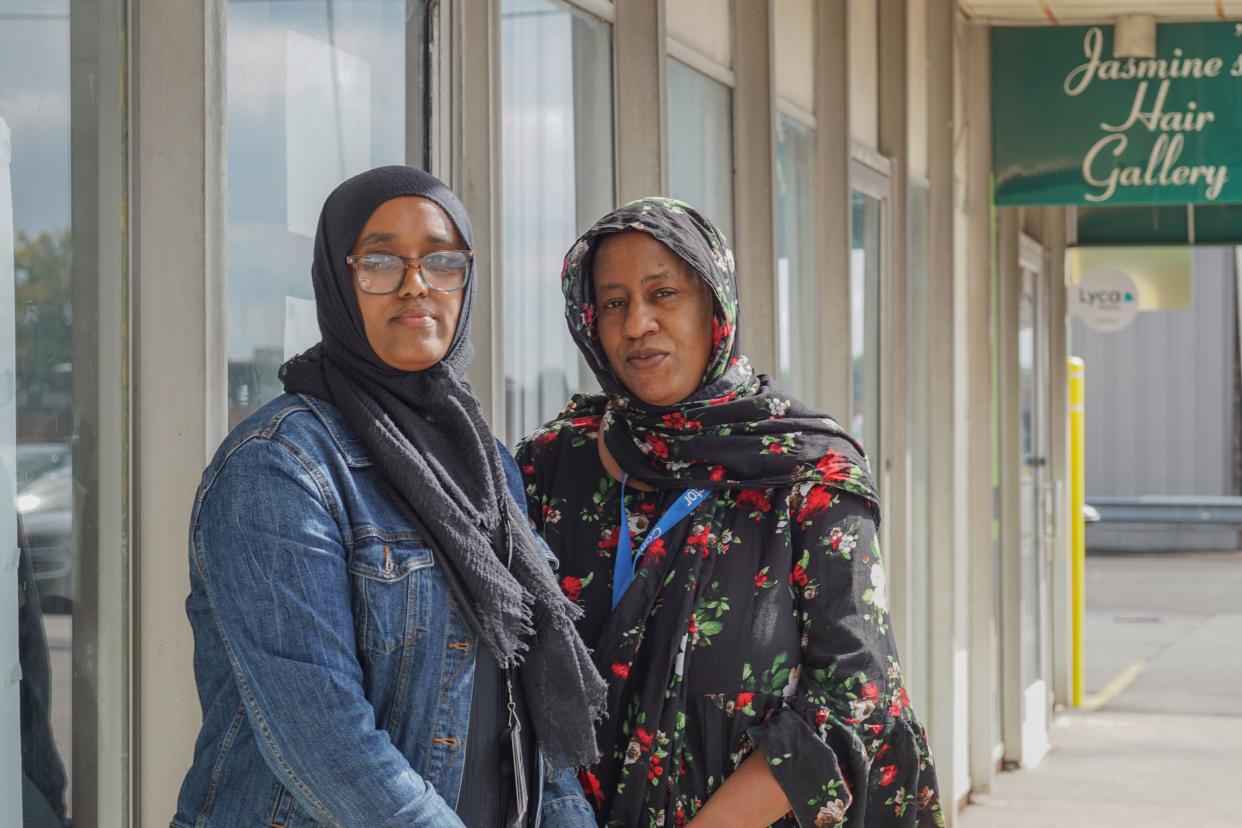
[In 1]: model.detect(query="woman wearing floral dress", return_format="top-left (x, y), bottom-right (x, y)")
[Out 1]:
top-left (516, 198), bottom-right (943, 828)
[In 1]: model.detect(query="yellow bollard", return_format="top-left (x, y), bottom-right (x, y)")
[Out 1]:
top-left (1069, 357), bottom-right (1086, 708)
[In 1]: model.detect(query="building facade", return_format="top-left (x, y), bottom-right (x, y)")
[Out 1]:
top-left (4, 1), bottom-right (1133, 824)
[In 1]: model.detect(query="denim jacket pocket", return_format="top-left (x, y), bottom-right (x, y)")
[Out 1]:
top-left (348, 538), bottom-right (433, 655)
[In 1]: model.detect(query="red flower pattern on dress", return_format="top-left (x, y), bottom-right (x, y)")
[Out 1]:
top-left (797, 485), bottom-right (834, 523)
top-left (561, 576), bottom-right (583, 602)
top-left (635, 726), bottom-right (654, 749)
top-left (709, 464), bottom-right (727, 481)
top-left (880, 764), bottom-right (900, 787)
top-left (611, 662), bottom-right (631, 680)
top-left (790, 564), bottom-right (809, 587)
top-left (578, 769), bottom-right (605, 810)
top-left (736, 692), bottom-right (754, 709)
top-left (646, 434), bottom-right (670, 459)
top-left (816, 449), bottom-right (852, 484)
top-left (736, 488), bottom-right (772, 513)
top-left (598, 526), bottom-right (620, 553)
top-left (889, 686), bottom-right (911, 717)
top-left (755, 570), bottom-right (769, 588)
top-left (641, 537), bottom-right (668, 567)
top-left (686, 525), bottom-right (712, 557)
top-left (571, 415), bottom-right (602, 431)
top-left (861, 682), bottom-right (880, 701)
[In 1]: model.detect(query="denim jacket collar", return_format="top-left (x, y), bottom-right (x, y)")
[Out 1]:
top-left (297, 393), bottom-right (372, 468)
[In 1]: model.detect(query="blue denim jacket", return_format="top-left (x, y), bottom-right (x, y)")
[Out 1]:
top-left (172, 394), bottom-right (593, 828)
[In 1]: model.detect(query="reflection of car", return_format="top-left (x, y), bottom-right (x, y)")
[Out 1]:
top-left (16, 445), bottom-right (73, 614)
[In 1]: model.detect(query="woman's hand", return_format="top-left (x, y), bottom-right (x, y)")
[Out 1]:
top-left (685, 749), bottom-right (792, 828)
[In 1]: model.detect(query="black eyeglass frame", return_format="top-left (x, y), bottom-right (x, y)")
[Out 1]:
top-left (344, 250), bottom-right (475, 294)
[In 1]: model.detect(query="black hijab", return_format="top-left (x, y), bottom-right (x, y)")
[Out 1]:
top-left (280, 165), bottom-right (604, 769)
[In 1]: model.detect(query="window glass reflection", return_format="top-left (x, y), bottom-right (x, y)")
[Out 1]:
top-left (776, 114), bottom-right (818, 403)
top-left (2, 0), bottom-right (123, 822)
top-left (500, 0), bottom-right (614, 446)
top-left (226, 0), bottom-right (412, 428)
top-left (668, 59), bottom-right (734, 243)
top-left (850, 191), bottom-right (882, 456)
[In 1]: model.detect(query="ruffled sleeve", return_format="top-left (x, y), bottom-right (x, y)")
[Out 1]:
top-left (747, 488), bottom-right (944, 828)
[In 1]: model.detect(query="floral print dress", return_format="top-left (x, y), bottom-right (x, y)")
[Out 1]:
top-left (517, 415), bottom-right (942, 828)
top-left (518, 196), bottom-right (942, 827)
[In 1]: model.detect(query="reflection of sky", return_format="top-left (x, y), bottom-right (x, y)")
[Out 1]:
top-left (501, 0), bottom-right (579, 442)
top-left (0, 0), bottom-right (71, 237)
top-left (227, 0), bottom-right (405, 360)
top-left (500, 0), bottom-right (612, 443)
top-left (668, 60), bottom-right (734, 243)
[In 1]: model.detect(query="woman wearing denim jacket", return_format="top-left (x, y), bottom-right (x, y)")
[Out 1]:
top-left (173, 167), bottom-right (605, 828)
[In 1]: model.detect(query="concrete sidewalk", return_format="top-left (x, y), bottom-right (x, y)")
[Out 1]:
top-left (957, 550), bottom-right (1242, 828)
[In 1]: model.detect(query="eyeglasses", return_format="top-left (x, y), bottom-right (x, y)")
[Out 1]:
top-left (345, 250), bottom-right (473, 294)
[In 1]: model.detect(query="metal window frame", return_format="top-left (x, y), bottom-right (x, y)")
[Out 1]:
top-left (64, 0), bottom-right (133, 823)
top-left (667, 36), bottom-right (736, 87)
top-left (776, 97), bottom-right (816, 131)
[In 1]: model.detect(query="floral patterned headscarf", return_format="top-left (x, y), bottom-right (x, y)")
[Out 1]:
top-left (557, 197), bottom-right (878, 508)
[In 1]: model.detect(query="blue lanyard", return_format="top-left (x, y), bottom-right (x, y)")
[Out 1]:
top-left (612, 475), bottom-right (709, 609)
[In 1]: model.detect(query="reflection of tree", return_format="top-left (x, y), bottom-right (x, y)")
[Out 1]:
top-left (14, 229), bottom-right (73, 441)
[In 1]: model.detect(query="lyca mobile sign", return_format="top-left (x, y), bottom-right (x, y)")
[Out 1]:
top-left (993, 23), bottom-right (1242, 206)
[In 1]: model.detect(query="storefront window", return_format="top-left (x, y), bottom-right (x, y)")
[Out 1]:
top-left (226, 0), bottom-right (417, 428)
top-left (850, 191), bottom-right (882, 456)
top-left (500, 0), bottom-right (614, 447)
top-left (2, 0), bottom-right (128, 822)
top-left (775, 113), bottom-right (818, 403)
top-left (667, 59), bottom-right (734, 242)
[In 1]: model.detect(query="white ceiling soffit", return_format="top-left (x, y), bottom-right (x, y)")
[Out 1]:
top-left (959, 1), bottom-right (1242, 24)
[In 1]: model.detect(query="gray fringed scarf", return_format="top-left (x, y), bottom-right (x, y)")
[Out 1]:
top-left (279, 165), bottom-right (604, 769)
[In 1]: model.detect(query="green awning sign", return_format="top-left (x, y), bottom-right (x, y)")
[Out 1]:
top-left (993, 23), bottom-right (1242, 206)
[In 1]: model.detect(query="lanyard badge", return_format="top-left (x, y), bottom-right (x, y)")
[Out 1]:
top-left (611, 475), bottom-right (709, 609)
